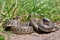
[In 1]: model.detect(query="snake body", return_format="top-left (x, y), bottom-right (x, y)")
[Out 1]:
top-left (3, 17), bottom-right (34, 34)
top-left (10, 20), bottom-right (34, 34)
top-left (30, 18), bottom-right (59, 32)
top-left (3, 17), bottom-right (59, 34)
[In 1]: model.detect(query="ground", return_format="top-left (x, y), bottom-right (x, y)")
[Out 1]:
top-left (9, 30), bottom-right (60, 40)
top-left (0, 29), bottom-right (60, 40)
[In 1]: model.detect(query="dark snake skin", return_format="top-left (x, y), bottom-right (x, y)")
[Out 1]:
top-left (3, 18), bottom-right (34, 34)
top-left (30, 18), bottom-right (59, 32)
top-left (3, 17), bottom-right (59, 34)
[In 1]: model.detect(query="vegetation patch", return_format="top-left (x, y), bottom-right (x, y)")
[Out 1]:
top-left (0, 35), bottom-right (5, 40)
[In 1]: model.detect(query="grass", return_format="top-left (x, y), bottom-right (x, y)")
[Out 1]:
top-left (0, 0), bottom-right (60, 22)
top-left (0, 35), bottom-right (5, 40)
top-left (0, 27), bottom-right (11, 40)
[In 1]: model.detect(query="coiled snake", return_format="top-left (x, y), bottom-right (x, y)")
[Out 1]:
top-left (30, 18), bottom-right (59, 32)
top-left (3, 17), bottom-right (59, 34)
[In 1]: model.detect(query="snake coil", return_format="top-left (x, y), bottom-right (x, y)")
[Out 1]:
top-left (30, 18), bottom-right (59, 32)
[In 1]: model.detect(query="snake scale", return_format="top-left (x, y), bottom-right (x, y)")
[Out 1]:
top-left (30, 18), bottom-right (59, 32)
top-left (3, 17), bottom-right (59, 34)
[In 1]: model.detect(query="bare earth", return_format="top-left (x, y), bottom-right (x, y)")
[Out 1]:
top-left (9, 29), bottom-right (60, 40)
top-left (0, 29), bottom-right (60, 40)
top-left (0, 22), bottom-right (60, 40)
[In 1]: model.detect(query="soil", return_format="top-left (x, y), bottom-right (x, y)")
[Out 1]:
top-left (0, 21), bottom-right (60, 40)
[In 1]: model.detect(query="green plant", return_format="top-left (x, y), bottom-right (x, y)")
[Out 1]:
top-left (0, 0), bottom-right (60, 22)
top-left (0, 35), bottom-right (5, 40)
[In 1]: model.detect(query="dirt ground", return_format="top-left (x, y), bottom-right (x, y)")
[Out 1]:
top-left (0, 22), bottom-right (60, 40)
top-left (9, 29), bottom-right (60, 40)
top-left (0, 29), bottom-right (59, 40)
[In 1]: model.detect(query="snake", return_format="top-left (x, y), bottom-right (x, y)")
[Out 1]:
top-left (3, 17), bottom-right (34, 35)
top-left (10, 20), bottom-right (34, 35)
top-left (3, 16), bottom-right (59, 35)
top-left (30, 18), bottom-right (59, 32)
